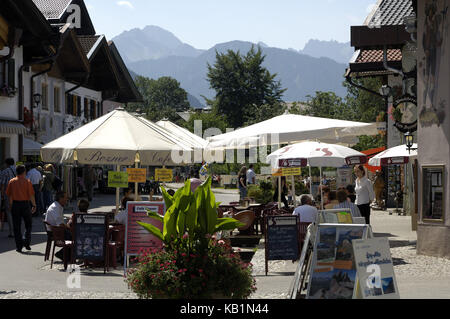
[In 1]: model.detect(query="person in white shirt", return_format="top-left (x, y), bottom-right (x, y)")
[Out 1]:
top-left (114, 197), bottom-right (131, 225)
top-left (246, 165), bottom-right (256, 185)
top-left (26, 164), bottom-right (43, 216)
top-left (44, 191), bottom-right (71, 261)
top-left (354, 165), bottom-right (375, 225)
top-left (293, 194), bottom-right (318, 223)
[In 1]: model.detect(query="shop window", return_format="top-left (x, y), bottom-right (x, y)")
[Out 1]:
top-left (41, 82), bottom-right (49, 110)
top-left (422, 166), bottom-right (445, 222)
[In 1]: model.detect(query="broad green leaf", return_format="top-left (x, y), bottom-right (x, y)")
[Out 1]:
top-left (214, 218), bottom-right (246, 233)
top-left (146, 209), bottom-right (164, 223)
top-left (163, 206), bottom-right (179, 240)
top-left (185, 197), bottom-right (198, 235)
top-left (137, 221), bottom-right (164, 241)
top-left (161, 187), bottom-right (173, 209)
top-left (204, 179), bottom-right (217, 234)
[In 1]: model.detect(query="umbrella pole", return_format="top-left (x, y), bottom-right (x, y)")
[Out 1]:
top-left (116, 165), bottom-right (120, 215)
top-left (278, 176), bottom-right (282, 209)
top-left (309, 165), bottom-right (312, 197)
top-left (320, 166), bottom-right (323, 210)
top-left (135, 161), bottom-right (139, 201)
top-left (291, 175), bottom-right (296, 207)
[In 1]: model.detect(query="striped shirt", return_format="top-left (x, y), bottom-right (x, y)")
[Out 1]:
top-left (333, 201), bottom-right (362, 218)
top-left (0, 166), bottom-right (16, 188)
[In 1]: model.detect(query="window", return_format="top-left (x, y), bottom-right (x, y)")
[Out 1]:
top-left (422, 166), bottom-right (445, 222)
top-left (0, 59), bottom-right (15, 96)
top-left (41, 82), bottom-right (48, 110)
top-left (90, 99), bottom-right (96, 120)
top-left (84, 98), bottom-right (89, 120)
top-left (97, 101), bottom-right (102, 117)
top-left (54, 86), bottom-right (61, 113)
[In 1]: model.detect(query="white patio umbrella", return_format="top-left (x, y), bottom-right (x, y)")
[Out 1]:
top-left (206, 113), bottom-right (378, 150)
top-left (267, 141), bottom-right (367, 209)
top-left (156, 120), bottom-right (208, 149)
top-left (41, 108), bottom-right (193, 212)
top-left (369, 144), bottom-right (418, 166)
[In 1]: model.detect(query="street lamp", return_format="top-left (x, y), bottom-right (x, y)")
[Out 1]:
top-left (32, 93), bottom-right (42, 138)
top-left (33, 93), bottom-right (42, 106)
top-left (405, 131), bottom-right (417, 154)
top-left (379, 85), bottom-right (392, 97)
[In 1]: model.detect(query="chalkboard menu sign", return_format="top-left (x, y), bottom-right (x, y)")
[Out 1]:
top-left (74, 214), bottom-right (107, 262)
top-left (265, 215), bottom-right (299, 275)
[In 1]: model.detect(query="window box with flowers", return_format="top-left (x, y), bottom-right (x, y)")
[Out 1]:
top-left (126, 177), bottom-right (257, 299)
top-left (0, 84), bottom-right (16, 97)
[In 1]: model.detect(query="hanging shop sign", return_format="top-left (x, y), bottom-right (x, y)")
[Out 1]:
top-left (392, 95), bottom-right (418, 133)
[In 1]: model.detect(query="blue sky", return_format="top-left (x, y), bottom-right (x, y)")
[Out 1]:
top-left (86, 0), bottom-right (378, 50)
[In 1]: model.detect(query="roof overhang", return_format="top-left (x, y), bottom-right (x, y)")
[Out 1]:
top-left (49, 25), bottom-right (90, 82)
top-left (107, 41), bottom-right (143, 103)
top-left (351, 25), bottom-right (411, 50)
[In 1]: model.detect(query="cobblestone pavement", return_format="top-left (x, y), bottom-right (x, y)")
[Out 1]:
top-left (2, 194), bottom-right (450, 299)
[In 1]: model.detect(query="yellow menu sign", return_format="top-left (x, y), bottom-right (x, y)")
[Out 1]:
top-left (272, 167), bottom-right (302, 177)
top-left (155, 168), bottom-right (173, 182)
top-left (127, 168), bottom-right (147, 183)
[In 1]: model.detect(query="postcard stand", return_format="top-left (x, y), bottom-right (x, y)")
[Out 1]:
top-left (290, 209), bottom-right (373, 299)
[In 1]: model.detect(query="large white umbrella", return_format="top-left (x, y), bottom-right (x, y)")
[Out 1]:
top-left (369, 144), bottom-right (418, 166)
top-left (41, 109), bottom-right (193, 212)
top-left (267, 141), bottom-right (367, 209)
top-left (207, 113), bottom-right (378, 150)
top-left (156, 120), bottom-right (208, 149)
top-left (41, 109), bottom-right (192, 166)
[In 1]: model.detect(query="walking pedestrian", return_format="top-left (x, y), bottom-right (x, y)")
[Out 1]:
top-left (274, 176), bottom-right (289, 209)
top-left (42, 164), bottom-right (56, 210)
top-left (83, 165), bottom-right (95, 202)
top-left (26, 164), bottom-right (43, 217)
top-left (6, 165), bottom-right (36, 253)
top-left (238, 166), bottom-right (248, 201)
top-left (0, 158), bottom-right (17, 238)
top-left (354, 165), bottom-right (375, 225)
top-left (246, 164), bottom-right (256, 185)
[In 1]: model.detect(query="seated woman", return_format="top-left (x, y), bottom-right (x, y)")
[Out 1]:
top-left (67, 199), bottom-right (90, 229)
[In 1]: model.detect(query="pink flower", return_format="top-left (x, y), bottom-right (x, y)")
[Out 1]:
top-left (218, 240), bottom-right (225, 245)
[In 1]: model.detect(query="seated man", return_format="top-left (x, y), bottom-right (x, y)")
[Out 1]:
top-left (333, 189), bottom-right (362, 218)
top-left (293, 194), bottom-right (318, 223)
top-left (44, 191), bottom-right (71, 260)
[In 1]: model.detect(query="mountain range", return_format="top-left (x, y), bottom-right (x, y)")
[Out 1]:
top-left (114, 26), bottom-right (354, 108)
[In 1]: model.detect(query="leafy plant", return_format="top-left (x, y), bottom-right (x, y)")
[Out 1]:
top-left (127, 177), bottom-right (257, 299)
top-left (138, 177), bottom-right (244, 242)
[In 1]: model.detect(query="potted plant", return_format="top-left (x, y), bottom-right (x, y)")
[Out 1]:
top-left (126, 177), bottom-right (257, 299)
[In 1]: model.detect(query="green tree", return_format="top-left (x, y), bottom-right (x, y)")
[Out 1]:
top-left (344, 77), bottom-right (385, 123)
top-left (127, 76), bottom-right (191, 123)
top-left (206, 46), bottom-right (286, 128)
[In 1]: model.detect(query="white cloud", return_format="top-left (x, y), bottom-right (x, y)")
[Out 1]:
top-left (117, 1), bottom-right (134, 9)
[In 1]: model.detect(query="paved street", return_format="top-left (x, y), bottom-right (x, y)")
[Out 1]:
top-left (0, 189), bottom-right (450, 299)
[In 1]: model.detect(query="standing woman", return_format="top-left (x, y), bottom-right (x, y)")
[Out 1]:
top-left (354, 165), bottom-right (375, 224)
top-left (238, 166), bottom-right (248, 201)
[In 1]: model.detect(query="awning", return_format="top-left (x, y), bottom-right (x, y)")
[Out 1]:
top-left (24, 138), bottom-right (43, 156)
top-left (0, 121), bottom-right (27, 135)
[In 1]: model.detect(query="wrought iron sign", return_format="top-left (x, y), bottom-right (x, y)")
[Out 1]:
top-left (392, 95), bottom-right (418, 133)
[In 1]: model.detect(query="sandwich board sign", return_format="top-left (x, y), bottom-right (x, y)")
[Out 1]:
top-left (265, 215), bottom-right (299, 276)
top-left (124, 201), bottom-right (166, 273)
top-left (306, 224), bottom-right (370, 299)
top-left (352, 237), bottom-right (400, 299)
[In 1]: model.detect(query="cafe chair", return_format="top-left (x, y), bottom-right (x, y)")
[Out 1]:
top-left (43, 221), bottom-right (53, 262)
top-left (107, 224), bottom-right (125, 271)
top-left (49, 225), bottom-right (75, 271)
top-left (233, 210), bottom-right (256, 235)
